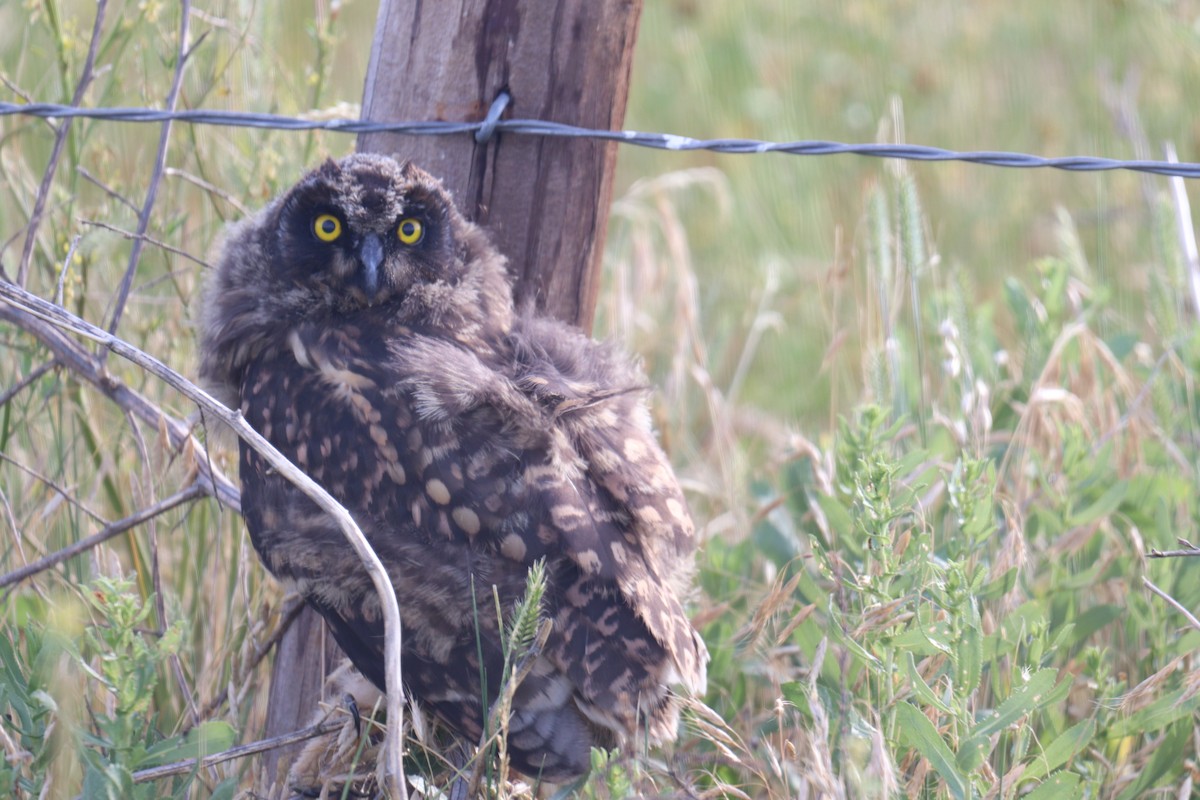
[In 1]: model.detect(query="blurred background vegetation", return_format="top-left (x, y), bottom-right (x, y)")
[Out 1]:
top-left (2, 0), bottom-right (1199, 797)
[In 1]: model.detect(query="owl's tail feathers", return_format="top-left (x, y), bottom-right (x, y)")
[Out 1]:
top-left (504, 674), bottom-right (605, 781)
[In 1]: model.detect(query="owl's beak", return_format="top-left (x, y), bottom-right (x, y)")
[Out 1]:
top-left (357, 233), bottom-right (384, 297)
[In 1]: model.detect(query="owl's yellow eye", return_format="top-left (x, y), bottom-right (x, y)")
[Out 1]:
top-left (313, 214), bottom-right (342, 242)
top-left (397, 218), bottom-right (423, 245)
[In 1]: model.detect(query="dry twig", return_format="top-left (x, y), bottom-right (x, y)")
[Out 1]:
top-left (1148, 538), bottom-right (1200, 559)
top-left (1142, 576), bottom-right (1200, 634)
top-left (0, 358), bottom-right (56, 407)
top-left (131, 718), bottom-right (345, 784)
top-left (81, 218), bottom-right (214, 269)
top-left (0, 483), bottom-right (205, 591)
top-left (15, 0), bottom-right (109, 286)
top-left (106, 0), bottom-right (196, 336)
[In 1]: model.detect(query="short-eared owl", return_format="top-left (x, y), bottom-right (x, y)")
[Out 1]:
top-left (198, 154), bottom-right (708, 779)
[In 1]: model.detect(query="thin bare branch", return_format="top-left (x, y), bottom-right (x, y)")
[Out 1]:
top-left (130, 718), bottom-right (345, 784)
top-left (106, 0), bottom-right (193, 335)
top-left (76, 166), bottom-right (140, 214)
top-left (1142, 576), bottom-right (1200, 633)
top-left (163, 167), bottom-right (251, 216)
top-left (81, 218), bottom-right (212, 269)
top-left (0, 279), bottom-right (407, 797)
top-left (0, 75), bottom-right (36, 105)
top-left (16, 0), bottom-right (109, 286)
top-left (1148, 545), bottom-right (1200, 558)
top-left (0, 358), bottom-right (56, 407)
top-left (0, 451), bottom-right (106, 526)
top-left (0, 483), bottom-right (205, 591)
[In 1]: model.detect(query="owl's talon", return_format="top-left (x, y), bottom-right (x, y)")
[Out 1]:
top-left (343, 692), bottom-right (362, 739)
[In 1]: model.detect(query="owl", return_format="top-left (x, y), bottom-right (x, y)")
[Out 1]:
top-left (198, 154), bottom-right (708, 781)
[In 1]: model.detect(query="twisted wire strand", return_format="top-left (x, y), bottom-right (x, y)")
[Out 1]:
top-left (3, 101), bottom-right (1200, 178)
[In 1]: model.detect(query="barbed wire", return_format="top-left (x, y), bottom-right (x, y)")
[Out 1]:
top-left (3, 100), bottom-right (1200, 179)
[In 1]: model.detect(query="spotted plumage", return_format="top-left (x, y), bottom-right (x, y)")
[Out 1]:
top-left (198, 154), bottom-right (708, 779)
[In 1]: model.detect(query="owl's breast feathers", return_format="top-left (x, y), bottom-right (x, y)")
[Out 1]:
top-left (235, 309), bottom-right (707, 776)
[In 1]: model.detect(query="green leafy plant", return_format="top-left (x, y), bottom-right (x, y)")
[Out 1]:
top-left (1, 579), bottom-right (234, 799)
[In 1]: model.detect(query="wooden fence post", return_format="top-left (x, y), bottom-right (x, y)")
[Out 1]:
top-left (261, 0), bottom-right (643, 779)
top-left (358, 0), bottom-right (642, 328)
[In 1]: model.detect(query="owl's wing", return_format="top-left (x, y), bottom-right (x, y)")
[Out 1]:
top-left (393, 331), bottom-right (710, 743)
top-left (393, 316), bottom-right (705, 681)
top-left (513, 342), bottom-right (710, 696)
top-left (571, 410), bottom-right (710, 695)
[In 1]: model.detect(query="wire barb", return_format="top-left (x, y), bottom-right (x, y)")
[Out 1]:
top-left (3, 101), bottom-right (1200, 178)
top-left (474, 90), bottom-right (511, 144)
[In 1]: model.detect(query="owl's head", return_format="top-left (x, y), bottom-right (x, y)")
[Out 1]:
top-left (267, 155), bottom-right (508, 312)
top-left (199, 154), bottom-right (513, 400)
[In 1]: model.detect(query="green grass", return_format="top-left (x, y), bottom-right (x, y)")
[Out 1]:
top-left (2, 1), bottom-right (1200, 797)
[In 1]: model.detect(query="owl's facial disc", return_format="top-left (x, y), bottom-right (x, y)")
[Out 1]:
top-left (357, 233), bottom-right (384, 297)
